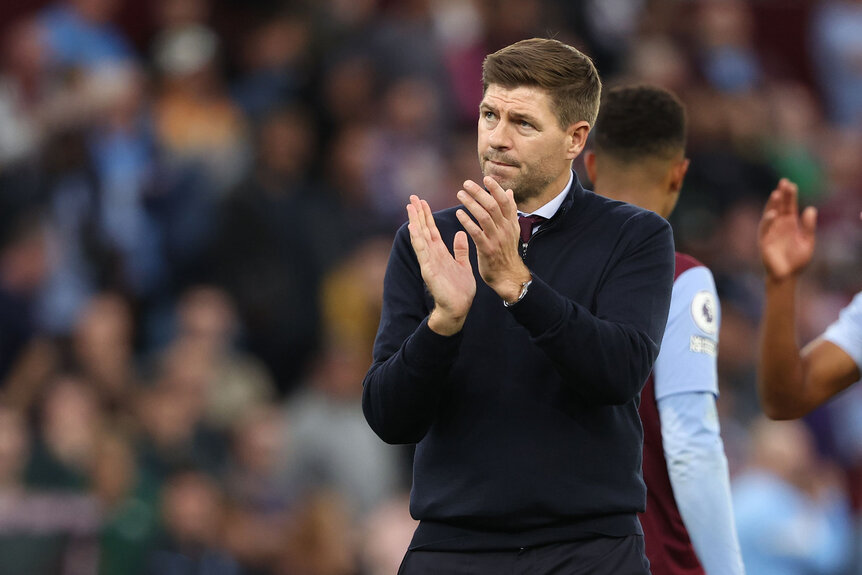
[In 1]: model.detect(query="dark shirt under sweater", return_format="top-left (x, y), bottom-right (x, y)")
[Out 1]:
top-left (362, 174), bottom-right (675, 551)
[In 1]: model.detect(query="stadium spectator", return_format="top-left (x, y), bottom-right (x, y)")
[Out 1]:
top-left (733, 417), bottom-right (853, 575)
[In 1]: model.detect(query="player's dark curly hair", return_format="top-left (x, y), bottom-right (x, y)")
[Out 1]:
top-left (593, 85), bottom-right (686, 161)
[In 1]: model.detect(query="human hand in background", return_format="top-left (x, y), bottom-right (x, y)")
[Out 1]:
top-left (758, 178), bottom-right (817, 282)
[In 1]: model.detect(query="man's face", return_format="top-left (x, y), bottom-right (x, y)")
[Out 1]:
top-left (478, 84), bottom-right (575, 207)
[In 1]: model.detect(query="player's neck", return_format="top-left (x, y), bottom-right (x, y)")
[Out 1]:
top-left (594, 180), bottom-right (668, 218)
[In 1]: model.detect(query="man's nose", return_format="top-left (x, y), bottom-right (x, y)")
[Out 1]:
top-left (488, 121), bottom-right (512, 149)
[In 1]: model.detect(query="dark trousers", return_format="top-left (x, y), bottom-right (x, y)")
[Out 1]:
top-left (398, 535), bottom-right (651, 575)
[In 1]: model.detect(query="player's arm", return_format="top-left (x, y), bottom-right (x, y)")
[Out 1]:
top-left (757, 179), bottom-right (859, 419)
top-left (659, 392), bottom-right (744, 575)
top-left (760, 277), bottom-right (859, 419)
top-left (654, 266), bottom-right (744, 574)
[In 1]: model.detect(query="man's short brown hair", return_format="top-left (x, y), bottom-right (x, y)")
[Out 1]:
top-left (482, 38), bottom-right (602, 129)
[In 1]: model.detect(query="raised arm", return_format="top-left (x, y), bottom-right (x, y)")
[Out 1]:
top-left (362, 196), bottom-right (476, 444)
top-left (457, 176), bottom-right (674, 405)
top-left (757, 179), bottom-right (858, 419)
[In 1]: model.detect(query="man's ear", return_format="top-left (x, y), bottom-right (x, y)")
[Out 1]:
top-left (566, 121), bottom-right (591, 159)
top-left (669, 158), bottom-right (690, 193)
top-left (584, 150), bottom-right (597, 184)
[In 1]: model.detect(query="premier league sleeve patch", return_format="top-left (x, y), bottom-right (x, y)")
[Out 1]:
top-left (691, 290), bottom-right (718, 335)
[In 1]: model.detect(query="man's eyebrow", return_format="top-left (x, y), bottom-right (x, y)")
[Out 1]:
top-left (509, 111), bottom-right (540, 125)
top-left (479, 103), bottom-right (540, 125)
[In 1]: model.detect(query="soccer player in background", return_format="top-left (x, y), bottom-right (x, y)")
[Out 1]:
top-left (758, 179), bottom-right (861, 418)
top-left (585, 85), bottom-right (745, 575)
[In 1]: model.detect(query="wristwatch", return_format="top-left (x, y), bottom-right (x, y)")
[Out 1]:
top-left (503, 276), bottom-right (533, 307)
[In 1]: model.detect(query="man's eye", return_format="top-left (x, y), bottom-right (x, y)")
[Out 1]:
top-left (483, 111), bottom-right (496, 120)
top-left (519, 120), bottom-right (533, 129)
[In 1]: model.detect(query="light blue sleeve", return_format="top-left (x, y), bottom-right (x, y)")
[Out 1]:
top-left (659, 391), bottom-right (745, 575)
top-left (653, 266), bottom-right (720, 400)
top-left (823, 291), bottom-right (862, 379)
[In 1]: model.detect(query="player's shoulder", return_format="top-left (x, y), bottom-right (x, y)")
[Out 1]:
top-left (583, 188), bottom-right (660, 219)
top-left (673, 253), bottom-right (716, 285)
top-left (674, 252), bottom-right (704, 279)
top-left (672, 253), bottom-right (716, 293)
top-left (670, 254), bottom-right (719, 337)
top-left (829, 291), bottom-right (862, 333)
top-left (843, 291), bottom-right (862, 316)
top-left (581, 189), bottom-right (671, 241)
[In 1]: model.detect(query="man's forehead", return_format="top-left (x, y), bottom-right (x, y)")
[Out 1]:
top-left (481, 84), bottom-right (553, 113)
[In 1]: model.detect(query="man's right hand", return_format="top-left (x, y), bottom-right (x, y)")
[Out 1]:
top-left (758, 178), bottom-right (817, 282)
top-left (407, 195), bottom-right (476, 336)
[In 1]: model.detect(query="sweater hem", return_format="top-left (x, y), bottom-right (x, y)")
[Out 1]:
top-left (409, 513), bottom-right (643, 551)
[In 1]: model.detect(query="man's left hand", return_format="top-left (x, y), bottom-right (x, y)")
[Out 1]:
top-left (456, 176), bottom-right (532, 303)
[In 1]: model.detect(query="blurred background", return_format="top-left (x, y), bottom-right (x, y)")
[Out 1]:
top-left (0, 0), bottom-right (860, 573)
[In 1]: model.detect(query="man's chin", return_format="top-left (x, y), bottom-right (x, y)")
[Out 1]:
top-left (481, 171), bottom-right (516, 192)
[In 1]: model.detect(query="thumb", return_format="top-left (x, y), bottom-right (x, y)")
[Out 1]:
top-left (453, 231), bottom-right (471, 266)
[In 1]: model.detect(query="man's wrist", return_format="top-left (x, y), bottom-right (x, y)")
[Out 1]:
top-left (765, 272), bottom-right (798, 290)
top-left (492, 268), bottom-right (533, 305)
top-left (503, 276), bottom-right (532, 307)
top-left (428, 308), bottom-right (467, 336)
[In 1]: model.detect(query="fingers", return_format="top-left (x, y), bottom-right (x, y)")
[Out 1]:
top-left (763, 188), bottom-right (782, 217)
top-left (483, 176), bottom-right (518, 221)
top-left (408, 195), bottom-right (439, 259)
top-left (764, 178), bottom-right (801, 221)
top-left (801, 205), bottom-right (818, 238)
top-left (778, 178), bottom-right (799, 216)
top-left (457, 177), bottom-right (521, 255)
top-left (458, 178), bottom-right (512, 227)
top-left (410, 195), bottom-right (429, 231)
top-left (758, 208), bottom-right (777, 239)
top-left (409, 196), bottom-right (461, 267)
top-left (452, 230), bottom-right (470, 265)
top-left (407, 197), bottom-right (426, 242)
top-left (456, 208), bottom-right (486, 248)
top-left (406, 199), bottom-right (429, 259)
top-left (408, 195), bottom-right (441, 242)
top-left (421, 199), bottom-right (442, 242)
top-left (457, 181), bottom-right (496, 232)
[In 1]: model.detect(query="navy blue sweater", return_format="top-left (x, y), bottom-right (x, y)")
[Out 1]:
top-left (362, 175), bottom-right (675, 550)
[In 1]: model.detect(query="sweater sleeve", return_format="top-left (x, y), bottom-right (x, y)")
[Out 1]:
top-left (361, 225), bottom-right (464, 444)
top-left (507, 211), bottom-right (674, 405)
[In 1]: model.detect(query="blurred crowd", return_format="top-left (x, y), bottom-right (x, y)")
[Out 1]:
top-left (0, 0), bottom-right (860, 573)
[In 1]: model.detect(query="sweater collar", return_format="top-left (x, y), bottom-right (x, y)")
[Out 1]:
top-left (519, 171), bottom-right (573, 220)
top-left (546, 170), bottom-right (583, 224)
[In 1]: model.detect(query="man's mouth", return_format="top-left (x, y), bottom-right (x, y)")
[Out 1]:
top-left (487, 159), bottom-right (517, 168)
